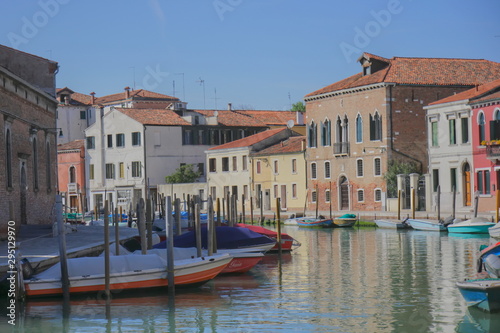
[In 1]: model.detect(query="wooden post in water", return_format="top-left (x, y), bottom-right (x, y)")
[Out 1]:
top-left (233, 193), bottom-right (238, 226)
top-left (195, 202), bottom-right (202, 257)
top-left (165, 196), bottom-right (175, 295)
top-left (207, 196), bottom-right (215, 256)
top-left (250, 197), bottom-right (254, 225)
top-left (397, 190), bottom-right (401, 220)
top-left (411, 188), bottom-right (415, 219)
top-left (259, 190), bottom-right (264, 225)
top-left (241, 194), bottom-right (246, 224)
top-left (104, 200), bottom-right (110, 299)
top-left (329, 181), bottom-right (332, 219)
top-left (226, 192), bottom-right (230, 225)
top-left (452, 185), bottom-right (456, 220)
top-left (496, 190), bottom-right (500, 223)
top-left (276, 198), bottom-right (282, 254)
top-left (138, 199), bottom-right (147, 255)
top-left (216, 198), bottom-right (221, 227)
top-left (174, 198), bottom-right (181, 236)
top-left (437, 185), bottom-right (441, 221)
top-left (473, 191), bottom-right (479, 218)
top-left (146, 198), bottom-right (153, 250)
top-left (115, 206), bottom-right (120, 255)
top-left (315, 184), bottom-right (319, 219)
top-left (56, 194), bottom-right (70, 302)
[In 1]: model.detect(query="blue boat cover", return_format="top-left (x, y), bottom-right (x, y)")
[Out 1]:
top-left (153, 226), bottom-right (275, 250)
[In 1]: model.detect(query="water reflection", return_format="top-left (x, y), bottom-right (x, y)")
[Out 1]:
top-left (2, 227), bottom-right (500, 332)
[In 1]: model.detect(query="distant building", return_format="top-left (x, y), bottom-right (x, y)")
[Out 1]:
top-left (0, 44), bottom-right (58, 237)
top-left (56, 88), bottom-right (93, 145)
top-left (304, 52), bottom-right (500, 213)
top-left (57, 140), bottom-right (86, 214)
top-left (206, 127), bottom-right (302, 214)
top-left (469, 80), bottom-right (500, 212)
top-left (425, 79), bottom-right (500, 214)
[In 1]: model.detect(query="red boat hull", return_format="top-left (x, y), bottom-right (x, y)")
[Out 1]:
top-left (221, 256), bottom-right (263, 274)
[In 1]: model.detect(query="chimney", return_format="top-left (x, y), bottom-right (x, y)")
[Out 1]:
top-left (227, 103), bottom-right (232, 111)
top-left (90, 92), bottom-right (95, 105)
top-left (125, 86), bottom-right (131, 99)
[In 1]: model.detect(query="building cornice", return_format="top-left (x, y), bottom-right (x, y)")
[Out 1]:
top-left (304, 83), bottom-right (391, 102)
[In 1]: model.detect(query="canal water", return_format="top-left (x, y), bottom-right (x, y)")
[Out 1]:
top-left (2, 226), bottom-right (500, 332)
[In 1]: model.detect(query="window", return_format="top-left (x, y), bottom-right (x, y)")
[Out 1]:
top-left (32, 137), bottom-right (39, 190)
top-left (370, 112), bottom-right (382, 141)
top-left (292, 184), bottom-right (297, 198)
top-left (449, 119), bottom-right (456, 145)
top-left (80, 110), bottom-right (86, 119)
top-left (183, 129), bottom-right (193, 145)
top-left (256, 160), bottom-right (261, 174)
top-left (132, 161), bottom-right (142, 177)
top-left (308, 121), bottom-right (317, 148)
top-left (374, 158), bottom-right (381, 176)
top-left (311, 163), bottom-right (317, 179)
top-left (6, 128), bottom-right (12, 188)
top-left (477, 170), bottom-right (491, 195)
top-left (86, 136), bottom-right (95, 149)
top-left (357, 159), bottom-right (363, 177)
top-left (132, 132), bottom-right (141, 146)
top-left (358, 190), bottom-right (364, 202)
top-left (490, 110), bottom-right (500, 140)
top-left (222, 157), bottom-right (229, 171)
top-left (374, 189), bottom-right (382, 202)
top-left (243, 185), bottom-right (248, 200)
top-left (477, 171), bottom-right (483, 194)
top-left (432, 169), bottom-right (439, 192)
top-left (46, 142), bottom-right (51, 191)
top-left (242, 155), bottom-right (248, 171)
top-left (116, 133), bottom-right (125, 147)
top-left (431, 121), bottom-right (438, 147)
top-left (69, 166), bottom-right (76, 183)
top-left (321, 119), bottom-right (331, 146)
top-left (461, 117), bottom-right (469, 144)
top-left (119, 162), bottom-right (125, 178)
top-left (89, 164), bottom-right (94, 180)
top-left (292, 159), bottom-right (297, 174)
top-left (324, 161), bottom-right (331, 179)
top-left (274, 160), bottom-right (279, 174)
top-left (325, 190), bottom-right (331, 202)
top-left (232, 156), bottom-right (237, 171)
top-left (311, 191), bottom-right (317, 203)
top-left (478, 112), bottom-right (485, 143)
top-left (450, 168), bottom-right (457, 192)
top-left (107, 134), bottom-right (113, 148)
top-left (198, 163), bottom-right (204, 176)
top-left (274, 185), bottom-right (278, 198)
top-left (210, 186), bottom-right (217, 200)
top-left (356, 114), bottom-right (363, 143)
top-left (105, 163), bottom-right (115, 179)
top-left (209, 158), bottom-right (216, 172)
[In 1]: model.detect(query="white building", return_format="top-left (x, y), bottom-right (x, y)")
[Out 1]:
top-left (56, 88), bottom-right (94, 144)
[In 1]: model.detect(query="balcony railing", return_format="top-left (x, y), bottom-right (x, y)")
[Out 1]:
top-left (67, 183), bottom-right (78, 193)
top-left (486, 144), bottom-right (500, 160)
top-left (333, 142), bottom-right (350, 156)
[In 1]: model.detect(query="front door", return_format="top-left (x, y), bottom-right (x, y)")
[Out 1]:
top-left (280, 185), bottom-right (287, 209)
top-left (463, 163), bottom-right (471, 206)
top-left (339, 176), bottom-right (349, 210)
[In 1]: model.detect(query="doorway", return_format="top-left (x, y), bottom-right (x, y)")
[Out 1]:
top-left (463, 163), bottom-right (471, 206)
top-left (339, 176), bottom-right (349, 210)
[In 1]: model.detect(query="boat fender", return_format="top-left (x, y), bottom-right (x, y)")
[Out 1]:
top-left (20, 258), bottom-right (35, 279)
top-left (477, 258), bottom-right (483, 273)
top-left (201, 257), bottom-right (205, 260)
top-left (209, 258), bottom-right (215, 261)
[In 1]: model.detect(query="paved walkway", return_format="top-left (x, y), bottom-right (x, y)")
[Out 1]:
top-left (0, 224), bottom-right (139, 275)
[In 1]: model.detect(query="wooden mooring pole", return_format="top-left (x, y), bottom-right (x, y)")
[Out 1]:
top-left (56, 194), bottom-right (70, 302)
top-left (165, 196), bottom-right (175, 295)
top-left (104, 200), bottom-right (110, 299)
top-left (276, 198), bottom-right (282, 254)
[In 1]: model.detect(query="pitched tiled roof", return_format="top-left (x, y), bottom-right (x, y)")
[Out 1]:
top-left (96, 89), bottom-right (179, 104)
top-left (209, 127), bottom-right (288, 150)
top-left (429, 78), bottom-right (500, 105)
top-left (470, 90), bottom-right (500, 105)
top-left (306, 53), bottom-right (500, 98)
top-left (57, 87), bottom-right (93, 106)
top-left (58, 139), bottom-right (84, 151)
top-left (252, 136), bottom-right (306, 156)
top-left (117, 108), bottom-right (190, 126)
top-left (235, 110), bottom-right (297, 126)
top-left (194, 110), bottom-right (266, 127)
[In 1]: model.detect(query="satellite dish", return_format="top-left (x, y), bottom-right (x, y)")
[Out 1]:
top-left (287, 119), bottom-right (294, 129)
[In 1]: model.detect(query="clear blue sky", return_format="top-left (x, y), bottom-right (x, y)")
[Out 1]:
top-left (1, 0), bottom-right (499, 110)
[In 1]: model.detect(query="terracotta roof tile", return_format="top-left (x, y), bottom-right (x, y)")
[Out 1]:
top-left (58, 139), bottom-right (84, 151)
top-left (429, 78), bottom-right (500, 105)
top-left (235, 110), bottom-right (298, 126)
top-left (209, 127), bottom-right (288, 150)
top-left (117, 108), bottom-right (190, 126)
top-left (194, 110), bottom-right (266, 127)
top-left (470, 90), bottom-right (500, 105)
top-left (96, 89), bottom-right (179, 104)
top-left (252, 136), bottom-right (306, 156)
top-left (306, 53), bottom-right (500, 97)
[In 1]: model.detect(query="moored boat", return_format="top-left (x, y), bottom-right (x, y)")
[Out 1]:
top-left (478, 242), bottom-right (500, 278)
top-left (375, 218), bottom-right (411, 229)
top-left (235, 223), bottom-right (301, 251)
top-left (489, 223), bottom-right (500, 239)
top-left (407, 218), bottom-right (447, 231)
top-left (456, 278), bottom-right (500, 312)
top-left (24, 252), bottom-right (232, 297)
top-left (448, 217), bottom-right (495, 234)
top-left (296, 217), bottom-right (333, 228)
top-left (333, 214), bottom-right (358, 227)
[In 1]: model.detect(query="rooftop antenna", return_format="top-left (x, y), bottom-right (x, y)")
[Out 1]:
top-left (288, 92), bottom-right (292, 109)
top-left (130, 67), bottom-right (136, 90)
top-left (197, 77), bottom-right (206, 110)
top-left (175, 73), bottom-right (185, 101)
top-left (172, 80), bottom-right (176, 97)
top-left (213, 87), bottom-right (220, 110)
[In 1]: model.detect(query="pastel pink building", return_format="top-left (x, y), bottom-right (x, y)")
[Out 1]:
top-left (470, 79), bottom-right (500, 212)
top-left (57, 140), bottom-right (86, 213)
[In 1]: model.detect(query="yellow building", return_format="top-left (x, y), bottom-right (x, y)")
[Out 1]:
top-left (251, 136), bottom-right (307, 213)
